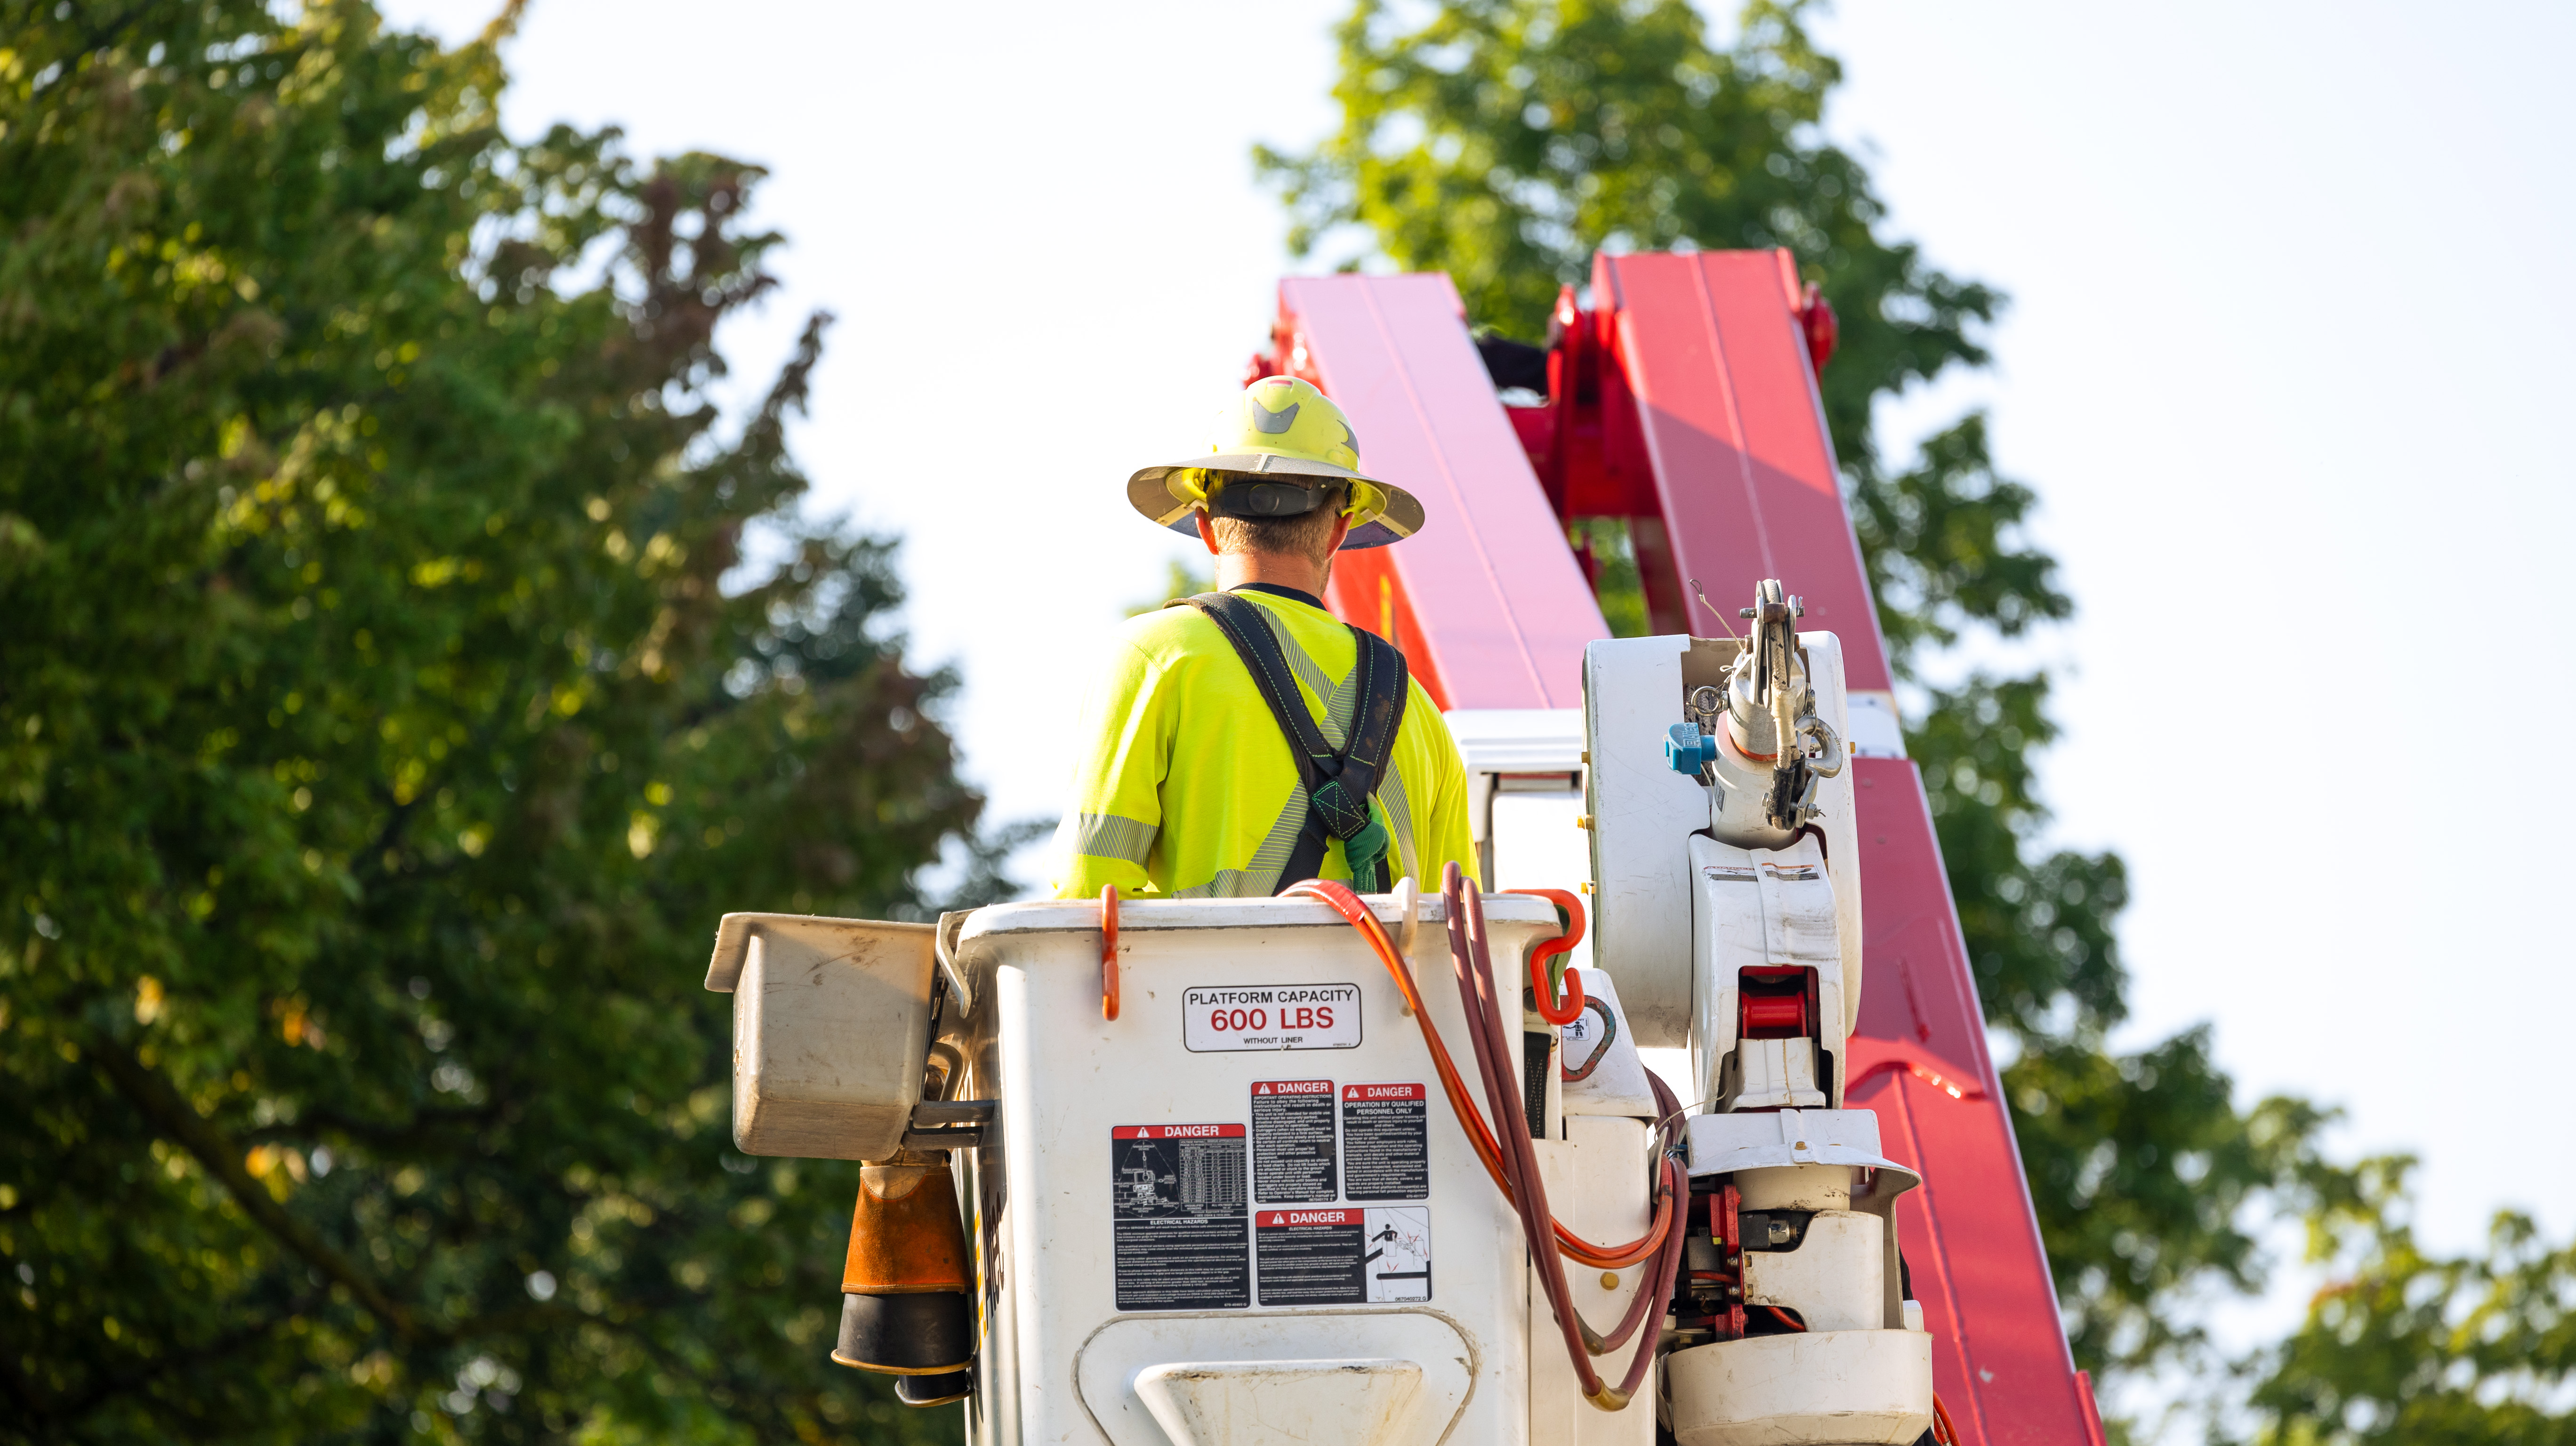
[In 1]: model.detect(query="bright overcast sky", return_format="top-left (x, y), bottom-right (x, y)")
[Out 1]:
top-left (378, 0), bottom-right (2576, 1271)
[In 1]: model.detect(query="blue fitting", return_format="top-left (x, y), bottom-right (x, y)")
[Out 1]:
top-left (1665, 723), bottom-right (1717, 775)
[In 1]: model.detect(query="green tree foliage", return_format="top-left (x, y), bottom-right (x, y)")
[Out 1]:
top-left (1261, 0), bottom-right (2338, 1387)
top-left (2242, 1162), bottom-right (2576, 1446)
top-left (1858, 426), bottom-right (2333, 1376)
top-left (0, 4), bottom-right (977, 1440)
top-left (1256, 0), bottom-right (1993, 481)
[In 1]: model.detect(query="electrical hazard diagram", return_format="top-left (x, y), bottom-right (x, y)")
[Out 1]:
top-left (1256, 1206), bottom-right (1433, 1305)
top-left (1111, 1125), bottom-right (1249, 1310)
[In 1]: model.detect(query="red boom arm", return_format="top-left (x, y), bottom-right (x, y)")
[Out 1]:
top-left (1253, 253), bottom-right (2105, 1445)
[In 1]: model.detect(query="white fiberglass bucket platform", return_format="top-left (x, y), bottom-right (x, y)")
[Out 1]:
top-left (707, 587), bottom-right (1947, 1445)
top-left (944, 892), bottom-right (1602, 1446)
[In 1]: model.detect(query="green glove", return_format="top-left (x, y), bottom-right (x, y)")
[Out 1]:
top-left (1341, 803), bottom-right (1394, 894)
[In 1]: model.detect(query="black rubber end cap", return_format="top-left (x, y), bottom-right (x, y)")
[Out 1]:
top-left (896, 1367), bottom-right (973, 1407)
top-left (829, 1291), bottom-right (972, 1375)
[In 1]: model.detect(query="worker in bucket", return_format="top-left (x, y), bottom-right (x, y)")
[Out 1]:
top-left (1051, 375), bottom-right (1478, 900)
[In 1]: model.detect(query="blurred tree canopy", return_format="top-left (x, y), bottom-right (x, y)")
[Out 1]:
top-left (8, 2), bottom-right (2568, 1443)
top-left (1266, 3), bottom-right (2576, 1438)
top-left (1257, 0), bottom-right (2359, 1403)
top-left (2240, 1160), bottom-right (2576, 1446)
top-left (0, 2), bottom-right (983, 1440)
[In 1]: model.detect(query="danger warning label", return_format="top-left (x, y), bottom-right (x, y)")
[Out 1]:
top-left (1251, 1080), bottom-right (1337, 1204)
top-left (1111, 1124), bottom-right (1249, 1310)
top-left (1256, 1207), bottom-right (1364, 1304)
top-left (1256, 1206), bottom-right (1433, 1305)
top-left (1341, 1083), bottom-right (1430, 1201)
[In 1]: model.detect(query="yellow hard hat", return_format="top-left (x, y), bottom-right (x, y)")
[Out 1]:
top-left (1126, 376), bottom-right (1425, 549)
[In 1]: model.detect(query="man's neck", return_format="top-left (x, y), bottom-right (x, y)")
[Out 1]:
top-left (1214, 551), bottom-right (1332, 598)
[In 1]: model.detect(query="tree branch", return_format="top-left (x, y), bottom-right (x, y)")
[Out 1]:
top-left (88, 1036), bottom-right (417, 1339)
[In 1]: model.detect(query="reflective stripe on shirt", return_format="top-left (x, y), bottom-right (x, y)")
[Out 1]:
top-left (1066, 811), bottom-right (1157, 866)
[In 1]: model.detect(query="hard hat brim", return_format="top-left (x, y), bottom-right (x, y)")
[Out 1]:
top-left (1127, 453), bottom-right (1425, 550)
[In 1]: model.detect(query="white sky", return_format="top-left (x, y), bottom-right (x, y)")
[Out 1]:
top-left (381, 0), bottom-right (2576, 1282)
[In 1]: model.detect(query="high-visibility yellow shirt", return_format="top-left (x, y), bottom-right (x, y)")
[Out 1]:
top-left (1050, 586), bottom-right (1479, 900)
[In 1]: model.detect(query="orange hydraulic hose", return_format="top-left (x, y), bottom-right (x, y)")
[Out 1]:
top-left (1449, 870), bottom-right (1682, 1407)
top-left (1289, 877), bottom-right (1938, 1426)
top-left (1284, 882), bottom-right (1510, 1179)
top-left (1286, 875), bottom-right (1689, 1410)
top-left (1282, 879), bottom-right (1677, 1269)
top-left (1506, 886), bottom-right (1588, 1026)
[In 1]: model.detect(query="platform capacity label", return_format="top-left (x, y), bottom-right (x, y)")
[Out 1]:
top-left (1341, 1084), bottom-right (1430, 1201)
top-left (1251, 1080), bottom-right (1337, 1204)
top-left (1256, 1206), bottom-right (1433, 1305)
top-left (1182, 984), bottom-right (1361, 1052)
top-left (1111, 1124), bottom-right (1249, 1311)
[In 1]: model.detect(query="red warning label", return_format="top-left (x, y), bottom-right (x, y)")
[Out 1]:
top-left (1255, 1206), bottom-right (1433, 1305)
top-left (1256, 1208), bottom-right (1365, 1304)
top-left (1112, 1123), bottom-right (1248, 1311)
top-left (1112, 1124), bottom-right (1248, 1140)
top-left (1341, 1083), bottom-right (1429, 1201)
top-left (1251, 1080), bottom-right (1336, 1204)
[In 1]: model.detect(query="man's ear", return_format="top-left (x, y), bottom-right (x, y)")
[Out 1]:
top-left (1193, 511), bottom-right (1223, 555)
top-left (1324, 512), bottom-right (1352, 554)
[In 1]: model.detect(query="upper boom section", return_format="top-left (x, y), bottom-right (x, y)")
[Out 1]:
top-left (1257, 257), bottom-right (1896, 708)
top-left (1264, 274), bottom-right (1606, 711)
top-left (1533, 249), bottom-right (1895, 696)
top-left (1258, 255), bottom-right (2102, 1446)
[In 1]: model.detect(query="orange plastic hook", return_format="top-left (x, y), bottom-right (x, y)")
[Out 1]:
top-left (1099, 884), bottom-right (1121, 1022)
top-left (1506, 888), bottom-right (1587, 1026)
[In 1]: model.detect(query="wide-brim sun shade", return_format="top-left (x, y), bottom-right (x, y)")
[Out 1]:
top-left (1127, 451), bottom-right (1425, 551)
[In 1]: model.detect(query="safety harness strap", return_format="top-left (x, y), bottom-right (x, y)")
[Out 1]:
top-left (1184, 591), bottom-right (1410, 893)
